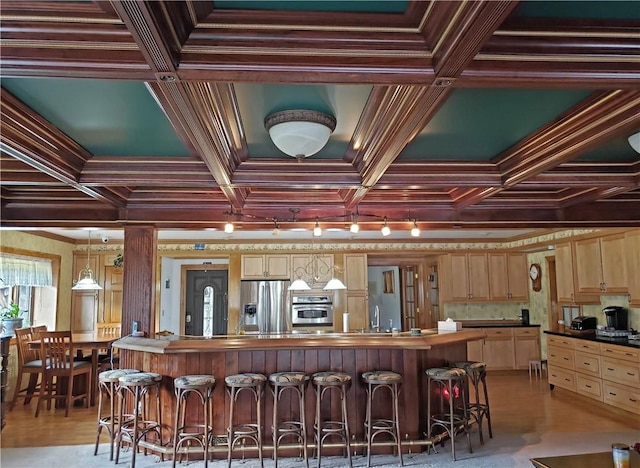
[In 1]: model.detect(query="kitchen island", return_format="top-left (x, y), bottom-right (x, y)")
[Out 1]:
top-left (113, 328), bottom-right (483, 458)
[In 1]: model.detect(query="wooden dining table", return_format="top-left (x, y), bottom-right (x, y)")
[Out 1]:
top-left (29, 331), bottom-right (119, 407)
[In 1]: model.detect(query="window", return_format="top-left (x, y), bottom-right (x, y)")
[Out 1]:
top-left (0, 254), bottom-right (56, 328)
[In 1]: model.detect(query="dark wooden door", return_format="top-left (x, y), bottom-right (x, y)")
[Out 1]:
top-left (185, 270), bottom-right (228, 336)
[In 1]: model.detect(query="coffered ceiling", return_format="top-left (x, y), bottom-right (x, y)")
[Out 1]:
top-left (1, 1), bottom-right (639, 241)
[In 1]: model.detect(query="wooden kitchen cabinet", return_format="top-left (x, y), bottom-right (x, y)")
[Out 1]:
top-left (574, 233), bottom-right (627, 295)
top-left (514, 327), bottom-right (541, 369)
top-left (626, 230), bottom-right (640, 307)
top-left (488, 253), bottom-right (529, 301)
top-left (555, 242), bottom-right (598, 304)
top-left (290, 253), bottom-right (334, 286)
top-left (241, 254), bottom-right (290, 279)
top-left (343, 253), bottom-right (367, 291)
top-left (441, 253), bottom-right (490, 302)
top-left (546, 333), bottom-right (640, 414)
top-left (483, 328), bottom-right (516, 370)
top-left (343, 253), bottom-right (368, 331)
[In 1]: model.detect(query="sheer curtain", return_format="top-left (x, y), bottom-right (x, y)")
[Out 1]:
top-left (0, 255), bottom-right (53, 287)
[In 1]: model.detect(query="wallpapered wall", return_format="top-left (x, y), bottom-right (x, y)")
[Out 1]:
top-left (0, 230), bottom-right (75, 330)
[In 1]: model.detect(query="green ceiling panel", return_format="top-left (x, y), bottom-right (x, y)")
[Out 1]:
top-left (235, 83), bottom-right (371, 160)
top-left (213, 0), bottom-right (408, 13)
top-left (578, 134), bottom-right (639, 162)
top-left (1, 78), bottom-right (189, 157)
top-left (400, 88), bottom-right (593, 161)
top-left (516, 1), bottom-right (640, 20)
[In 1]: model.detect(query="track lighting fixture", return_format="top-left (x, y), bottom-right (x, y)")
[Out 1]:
top-left (313, 218), bottom-right (322, 237)
top-left (410, 220), bottom-right (420, 237)
top-left (381, 217), bottom-right (391, 237)
top-left (350, 213), bottom-right (359, 234)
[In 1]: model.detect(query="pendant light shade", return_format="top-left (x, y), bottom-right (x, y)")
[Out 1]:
top-left (72, 231), bottom-right (102, 291)
top-left (324, 277), bottom-right (347, 290)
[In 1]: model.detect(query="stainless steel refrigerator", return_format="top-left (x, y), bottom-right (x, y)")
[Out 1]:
top-left (240, 280), bottom-right (291, 334)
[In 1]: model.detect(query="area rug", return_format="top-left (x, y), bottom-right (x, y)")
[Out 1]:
top-left (1, 430), bottom-right (636, 468)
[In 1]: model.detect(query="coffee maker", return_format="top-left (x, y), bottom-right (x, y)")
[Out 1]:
top-left (603, 306), bottom-right (629, 330)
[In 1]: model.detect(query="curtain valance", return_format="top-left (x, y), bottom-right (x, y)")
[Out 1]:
top-left (0, 255), bottom-right (53, 287)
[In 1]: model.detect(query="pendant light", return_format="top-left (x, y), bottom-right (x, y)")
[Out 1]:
top-left (72, 231), bottom-right (103, 291)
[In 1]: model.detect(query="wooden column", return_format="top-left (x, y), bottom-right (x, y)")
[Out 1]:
top-left (122, 225), bottom-right (157, 336)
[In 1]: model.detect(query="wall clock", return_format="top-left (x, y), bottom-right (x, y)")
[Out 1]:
top-left (529, 263), bottom-right (542, 292)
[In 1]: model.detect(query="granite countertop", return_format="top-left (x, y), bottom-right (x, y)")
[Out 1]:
top-left (544, 330), bottom-right (640, 350)
top-left (459, 319), bottom-right (540, 328)
top-left (112, 328), bottom-right (484, 353)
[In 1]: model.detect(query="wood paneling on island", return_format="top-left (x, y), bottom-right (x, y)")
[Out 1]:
top-left (114, 329), bottom-right (482, 458)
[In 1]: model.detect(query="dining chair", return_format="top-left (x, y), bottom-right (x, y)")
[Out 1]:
top-left (10, 326), bottom-right (47, 409)
top-left (97, 322), bottom-right (121, 371)
top-left (35, 330), bottom-right (92, 417)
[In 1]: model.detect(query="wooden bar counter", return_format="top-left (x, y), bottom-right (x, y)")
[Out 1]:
top-left (113, 329), bottom-right (483, 457)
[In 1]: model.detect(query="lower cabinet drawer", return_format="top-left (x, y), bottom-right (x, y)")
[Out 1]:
top-left (574, 351), bottom-right (601, 377)
top-left (576, 374), bottom-right (603, 401)
top-left (602, 357), bottom-right (640, 386)
top-left (548, 365), bottom-right (576, 392)
top-left (603, 381), bottom-right (640, 415)
top-left (547, 346), bottom-right (575, 370)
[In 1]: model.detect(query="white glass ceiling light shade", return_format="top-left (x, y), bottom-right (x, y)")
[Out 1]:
top-left (264, 110), bottom-right (337, 161)
top-left (289, 278), bottom-right (312, 291)
top-left (381, 217), bottom-right (391, 236)
top-left (629, 131), bottom-right (640, 154)
top-left (324, 277), bottom-right (347, 290)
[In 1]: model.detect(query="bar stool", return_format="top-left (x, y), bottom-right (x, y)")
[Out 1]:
top-left (93, 368), bottom-right (140, 461)
top-left (425, 367), bottom-right (472, 461)
top-left (311, 371), bottom-right (352, 468)
top-left (269, 371), bottom-right (310, 468)
top-left (172, 374), bottom-right (217, 468)
top-left (115, 372), bottom-right (164, 468)
top-left (452, 361), bottom-right (493, 444)
top-left (362, 370), bottom-right (403, 467)
top-left (225, 372), bottom-right (266, 468)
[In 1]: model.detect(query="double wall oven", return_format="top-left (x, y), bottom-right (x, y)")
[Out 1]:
top-left (291, 293), bottom-right (333, 327)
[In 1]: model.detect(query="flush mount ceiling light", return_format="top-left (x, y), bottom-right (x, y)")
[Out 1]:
top-left (629, 131), bottom-right (640, 154)
top-left (264, 110), bottom-right (336, 161)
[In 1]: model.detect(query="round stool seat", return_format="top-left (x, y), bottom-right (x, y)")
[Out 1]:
top-left (174, 374), bottom-right (216, 389)
top-left (362, 370), bottom-right (402, 385)
top-left (312, 371), bottom-right (351, 385)
top-left (225, 372), bottom-right (267, 387)
top-left (269, 371), bottom-right (310, 385)
top-left (426, 367), bottom-right (466, 380)
top-left (99, 368), bottom-right (140, 383)
top-left (118, 372), bottom-right (162, 386)
top-left (452, 361), bottom-right (486, 373)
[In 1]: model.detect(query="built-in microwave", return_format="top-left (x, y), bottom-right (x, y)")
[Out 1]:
top-left (291, 294), bottom-right (333, 327)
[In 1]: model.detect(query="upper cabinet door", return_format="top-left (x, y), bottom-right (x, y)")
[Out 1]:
top-left (506, 253), bottom-right (529, 301)
top-left (574, 234), bottom-right (627, 294)
top-left (468, 253), bottom-right (490, 301)
top-left (556, 242), bottom-right (577, 303)
top-left (344, 253), bottom-right (367, 291)
top-left (626, 231), bottom-right (640, 307)
top-left (240, 254), bottom-right (290, 279)
top-left (599, 233), bottom-right (627, 293)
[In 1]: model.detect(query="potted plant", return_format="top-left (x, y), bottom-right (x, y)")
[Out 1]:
top-left (1, 302), bottom-right (25, 336)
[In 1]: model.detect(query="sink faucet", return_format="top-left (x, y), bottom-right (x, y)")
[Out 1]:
top-left (372, 305), bottom-right (380, 332)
